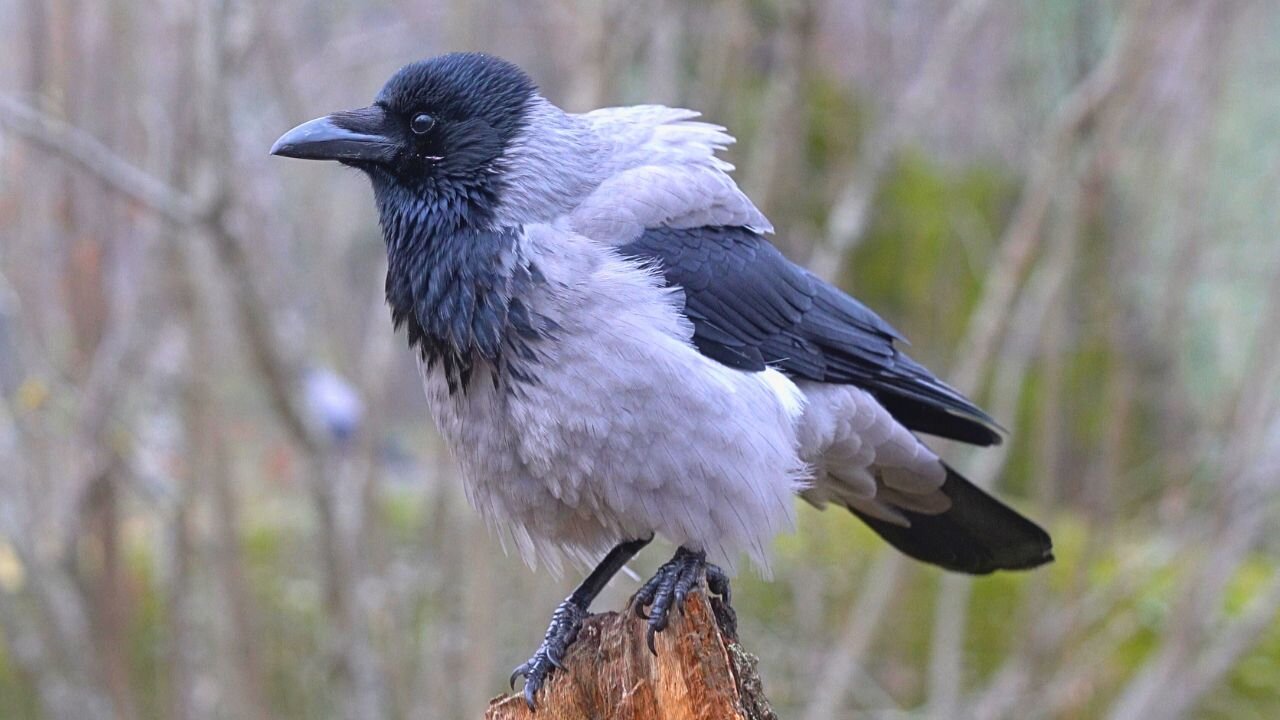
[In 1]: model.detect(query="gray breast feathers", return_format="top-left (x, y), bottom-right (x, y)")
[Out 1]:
top-left (419, 226), bottom-right (806, 575)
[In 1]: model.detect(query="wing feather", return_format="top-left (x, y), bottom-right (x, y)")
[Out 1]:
top-left (618, 225), bottom-right (1003, 446)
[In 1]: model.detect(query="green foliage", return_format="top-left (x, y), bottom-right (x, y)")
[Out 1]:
top-left (736, 509), bottom-right (1280, 715)
top-left (0, 625), bottom-right (41, 720)
top-left (803, 75), bottom-right (865, 175)
top-left (0, 498), bottom-right (1275, 718)
top-left (850, 150), bottom-right (1018, 356)
top-left (126, 545), bottom-right (167, 720)
top-left (1202, 563), bottom-right (1280, 718)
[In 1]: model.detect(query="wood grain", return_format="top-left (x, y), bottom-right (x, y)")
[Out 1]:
top-left (485, 590), bottom-right (775, 720)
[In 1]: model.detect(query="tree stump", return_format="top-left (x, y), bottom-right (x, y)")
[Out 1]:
top-left (485, 589), bottom-right (776, 720)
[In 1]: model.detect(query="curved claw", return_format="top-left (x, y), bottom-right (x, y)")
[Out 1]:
top-left (509, 665), bottom-right (527, 691)
top-left (633, 582), bottom-right (659, 618)
top-left (646, 601), bottom-right (671, 656)
top-left (512, 656), bottom-right (550, 710)
top-left (707, 563), bottom-right (731, 603)
top-left (634, 547), bottom-right (733, 657)
top-left (510, 596), bottom-right (589, 708)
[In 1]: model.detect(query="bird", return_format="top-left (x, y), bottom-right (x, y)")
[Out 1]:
top-left (271, 52), bottom-right (1053, 708)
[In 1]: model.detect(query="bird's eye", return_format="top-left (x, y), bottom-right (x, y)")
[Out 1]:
top-left (410, 113), bottom-right (435, 135)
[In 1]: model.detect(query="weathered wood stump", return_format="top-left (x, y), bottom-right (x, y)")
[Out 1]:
top-left (486, 589), bottom-right (776, 720)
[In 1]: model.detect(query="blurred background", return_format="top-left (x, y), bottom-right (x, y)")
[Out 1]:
top-left (1, 0), bottom-right (1279, 718)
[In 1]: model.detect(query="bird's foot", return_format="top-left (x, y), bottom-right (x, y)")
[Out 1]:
top-left (633, 546), bottom-right (731, 654)
top-left (509, 597), bottom-right (587, 709)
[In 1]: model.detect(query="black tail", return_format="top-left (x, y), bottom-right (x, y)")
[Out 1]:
top-left (848, 465), bottom-right (1053, 574)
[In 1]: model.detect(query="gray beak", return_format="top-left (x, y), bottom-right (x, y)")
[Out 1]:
top-left (270, 106), bottom-right (395, 163)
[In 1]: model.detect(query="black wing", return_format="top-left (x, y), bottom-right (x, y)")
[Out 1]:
top-left (618, 225), bottom-right (1002, 446)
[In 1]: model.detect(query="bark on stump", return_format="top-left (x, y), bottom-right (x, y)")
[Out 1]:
top-left (486, 589), bottom-right (776, 720)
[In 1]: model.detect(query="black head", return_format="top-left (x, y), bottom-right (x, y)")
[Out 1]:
top-left (271, 53), bottom-right (537, 186)
top-left (271, 54), bottom-right (544, 394)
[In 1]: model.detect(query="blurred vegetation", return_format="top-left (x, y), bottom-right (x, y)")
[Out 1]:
top-left (0, 498), bottom-right (1275, 718)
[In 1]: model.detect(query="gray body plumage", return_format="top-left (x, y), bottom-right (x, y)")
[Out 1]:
top-left (424, 98), bottom-right (947, 574)
top-left (270, 54), bottom-right (1051, 707)
top-left (271, 53), bottom-right (1050, 584)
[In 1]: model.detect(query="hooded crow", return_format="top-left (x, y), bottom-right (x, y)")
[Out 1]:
top-left (272, 52), bottom-right (1052, 707)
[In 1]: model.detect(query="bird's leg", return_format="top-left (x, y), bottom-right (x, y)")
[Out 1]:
top-left (633, 546), bottom-right (731, 654)
top-left (509, 536), bottom-right (651, 709)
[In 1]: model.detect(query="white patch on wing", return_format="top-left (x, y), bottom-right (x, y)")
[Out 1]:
top-left (761, 366), bottom-right (805, 421)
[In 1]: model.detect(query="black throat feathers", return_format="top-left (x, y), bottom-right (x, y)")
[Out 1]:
top-left (374, 173), bottom-right (543, 394)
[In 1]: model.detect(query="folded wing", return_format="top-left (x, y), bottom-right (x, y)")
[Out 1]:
top-left (617, 225), bottom-right (1003, 446)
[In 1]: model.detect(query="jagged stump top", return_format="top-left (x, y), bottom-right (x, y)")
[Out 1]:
top-left (485, 589), bottom-right (776, 720)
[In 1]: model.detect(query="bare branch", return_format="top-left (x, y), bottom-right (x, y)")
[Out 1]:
top-left (0, 95), bottom-right (198, 225)
top-left (1177, 569), bottom-right (1280, 710)
top-left (1107, 201), bottom-right (1280, 719)
top-left (927, 200), bottom-right (1077, 716)
top-left (809, 0), bottom-right (994, 280)
top-left (950, 0), bottom-right (1155, 392)
top-left (802, 551), bottom-right (906, 720)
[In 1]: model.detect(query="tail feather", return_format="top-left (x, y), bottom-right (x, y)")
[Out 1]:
top-left (846, 464), bottom-right (1053, 574)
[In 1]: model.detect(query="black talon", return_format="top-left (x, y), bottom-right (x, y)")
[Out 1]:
top-left (635, 546), bottom-right (733, 656)
top-left (523, 678), bottom-right (539, 710)
top-left (509, 537), bottom-right (652, 709)
top-left (509, 597), bottom-right (586, 709)
top-left (634, 577), bottom-right (660, 619)
top-left (673, 562), bottom-right (700, 615)
top-left (707, 563), bottom-right (731, 604)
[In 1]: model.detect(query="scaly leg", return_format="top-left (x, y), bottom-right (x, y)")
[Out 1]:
top-left (633, 546), bottom-right (731, 654)
top-left (509, 536), bottom-right (652, 709)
